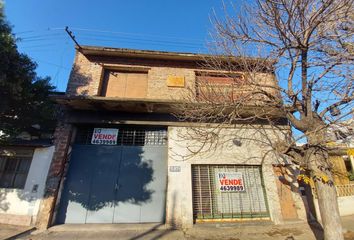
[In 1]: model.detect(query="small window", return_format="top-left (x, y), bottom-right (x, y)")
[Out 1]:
top-left (0, 153), bottom-right (33, 189)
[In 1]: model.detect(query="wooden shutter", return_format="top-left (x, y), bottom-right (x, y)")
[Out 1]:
top-left (103, 71), bottom-right (148, 98)
top-left (196, 74), bottom-right (244, 102)
top-left (104, 71), bottom-right (126, 98)
top-left (125, 72), bottom-right (148, 98)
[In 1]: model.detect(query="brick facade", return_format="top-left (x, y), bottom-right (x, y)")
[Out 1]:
top-left (66, 51), bottom-right (199, 99)
top-left (37, 47), bottom-right (278, 229)
top-left (36, 122), bottom-right (73, 229)
top-left (147, 67), bottom-right (196, 100)
top-left (66, 52), bottom-right (103, 96)
top-left (65, 51), bottom-right (276, 102)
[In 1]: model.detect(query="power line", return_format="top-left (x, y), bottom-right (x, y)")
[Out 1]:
top-left (14, 27), bottom-right (64, 35)
top-left (20, 49), bottom-right (60, 53)
top-left (15, 26), bottom-right (211, 51)
top-left (78, 37), bottom-right (206, 51)
top-left (20, 43), bottom-right (57, 49)
top-left (78, 36), bottom-right (204, 48)
top-left (52, 44), bottom-right (70, 87)
top-left (71, 27), bottom-right (206, 43)
top-left (77, 32), bottom-right (204, 46)
top-left (19, 37), bottom-right (66, 43)
top-left (14, 30), bottom-right (35, 35)
top-left (35, 59), bottom-right (71, 70)
top-left (69, 28), bottom-right (208, 49)
top-left (19, 33), bottom-right (64, 40)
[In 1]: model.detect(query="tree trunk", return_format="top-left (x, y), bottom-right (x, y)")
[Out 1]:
top-left (314, 175), bottom-right (343, 240)
top-left (307, 142), bottom-right (344, 240)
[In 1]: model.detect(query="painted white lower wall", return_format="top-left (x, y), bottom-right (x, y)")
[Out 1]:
top-left (165, 126), bottom-right (301, 228)
top-left (0, 146), bottom-right (54, 225)
top-left (337, 196), bottom-right (354, 216)
top-left (313, 195), bottom-right (354, 220)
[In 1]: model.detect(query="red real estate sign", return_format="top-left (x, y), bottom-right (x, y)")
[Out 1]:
top-left (91, 128), bottom-right (118, 145)
top-left (215, 171), bottom-right (245, 192)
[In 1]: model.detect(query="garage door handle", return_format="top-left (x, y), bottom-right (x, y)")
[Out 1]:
top-left (115, 183), bottom-right (120, 190)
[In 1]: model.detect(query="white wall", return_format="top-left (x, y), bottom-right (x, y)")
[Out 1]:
top-left (0, 146), bottom-right (54, 225)
top-left (165, 126), bottom-right (294, 228)
top-left (337, 196), bottom-right (354, 216)
top-left (314, 195), bottom-right (354, 219)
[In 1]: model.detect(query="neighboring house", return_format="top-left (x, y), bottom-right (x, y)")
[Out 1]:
top-left (314, 119), bottom-right (354, 217)
top-left (328, 119), bottom-right (354, 184)
top-left (0, 135), bottom-right (54, 226)
top-left (35, 46), bottom-right (312, 229)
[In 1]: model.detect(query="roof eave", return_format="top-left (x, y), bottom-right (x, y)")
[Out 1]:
top-left (77, 45), bottom-right (275, 67)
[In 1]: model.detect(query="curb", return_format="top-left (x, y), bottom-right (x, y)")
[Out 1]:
top-left (3, 227), bottom-right (36, 240)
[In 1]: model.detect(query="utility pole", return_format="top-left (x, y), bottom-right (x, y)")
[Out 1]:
top-left (65, 26), bottom-right (81, 50)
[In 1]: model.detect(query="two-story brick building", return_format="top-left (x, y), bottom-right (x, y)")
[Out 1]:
top-left (35, 46), bottom-right (311, 229)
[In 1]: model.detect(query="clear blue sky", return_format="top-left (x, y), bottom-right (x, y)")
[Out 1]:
top-left (4, 0), bottom-right (223, 91)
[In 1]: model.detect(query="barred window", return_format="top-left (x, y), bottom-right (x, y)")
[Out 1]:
top-left (75, 126), bottom-right (167, 146)
top-left (192, 165), bottom-right (269, 220)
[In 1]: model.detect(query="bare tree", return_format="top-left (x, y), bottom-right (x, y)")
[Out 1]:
top-left (176, 0), bottom-right (353, 239)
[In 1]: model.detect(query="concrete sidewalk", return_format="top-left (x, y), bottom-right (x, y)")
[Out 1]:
top-left (0, 224), bottom-right (34, 240)
top-left (12, 215), bottom-right (354, 240)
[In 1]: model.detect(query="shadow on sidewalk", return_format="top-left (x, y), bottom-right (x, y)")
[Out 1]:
top-left (128, 223), bottom-right (174, 240)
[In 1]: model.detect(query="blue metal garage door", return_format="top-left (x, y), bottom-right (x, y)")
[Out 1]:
top-left (56, 126), bottom-right (167, 224)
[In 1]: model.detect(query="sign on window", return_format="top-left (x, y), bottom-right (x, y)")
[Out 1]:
top-left (91, 128), bottom-right (118, 145)
top-left (215, 171), bottom-right (245, 192)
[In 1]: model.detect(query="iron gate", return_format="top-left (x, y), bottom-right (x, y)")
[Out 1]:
top-left (192, 165), bottom-right (269, 221)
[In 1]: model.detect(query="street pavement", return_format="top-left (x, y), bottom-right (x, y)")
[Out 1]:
top-left (3, 215), bottom-right (354, 240)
